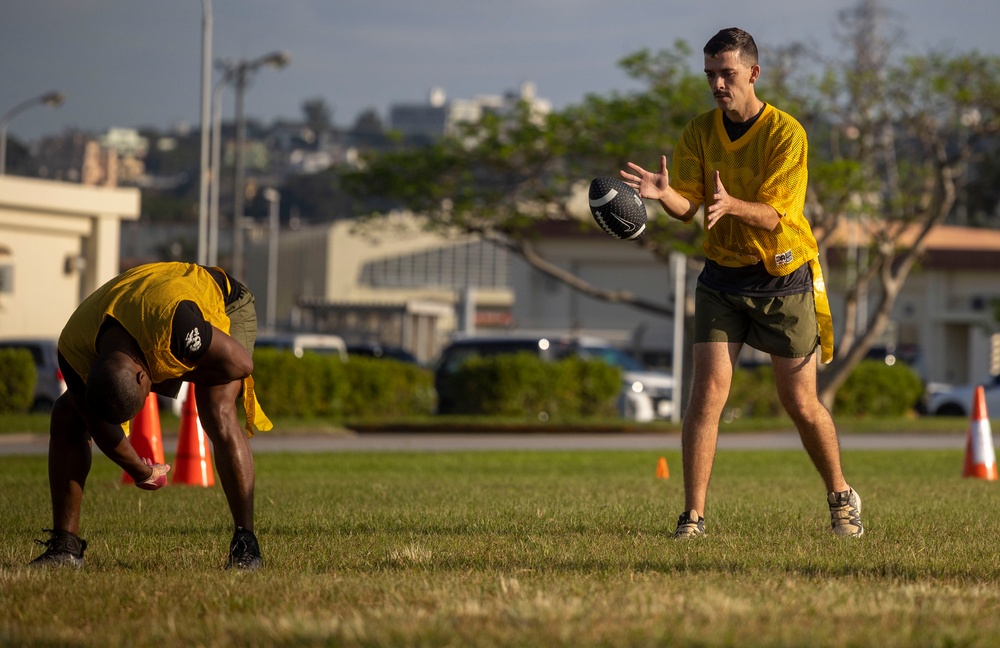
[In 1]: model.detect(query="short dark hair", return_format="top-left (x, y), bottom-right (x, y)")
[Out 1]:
top-left (704, 28), bottom-right (758, 67)
top-left (86, 357), bottom-right (146, 425)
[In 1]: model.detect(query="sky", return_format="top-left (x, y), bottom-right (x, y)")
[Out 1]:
top-left (2, 1), bottom-right (999, 144)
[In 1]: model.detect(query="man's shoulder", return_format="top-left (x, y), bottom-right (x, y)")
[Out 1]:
top-left (762, 104), bottom-right (806, 134)
top-left (687, 109), bottom-right (719, 128)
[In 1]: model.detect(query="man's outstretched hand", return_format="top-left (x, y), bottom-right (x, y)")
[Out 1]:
top-left (136, 457), bottom-right (171, 490)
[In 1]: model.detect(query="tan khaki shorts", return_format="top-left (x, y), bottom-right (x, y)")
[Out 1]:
top-left (225, 285), bottom-right (258, 354)
top-left (693, 283), bottom-right (819, 358)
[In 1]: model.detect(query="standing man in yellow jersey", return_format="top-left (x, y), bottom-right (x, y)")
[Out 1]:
top-left (29, 262), bottom-right (272, 569)
top-left (621, 28), bottom-right (863, 539)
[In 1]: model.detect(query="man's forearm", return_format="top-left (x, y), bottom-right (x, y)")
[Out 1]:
top-left (720, 198), bottom-right (780, 231)
top-left (659, 187), bottom-right (699, 222)
top-left (90, 425), bottom-right (151, 481)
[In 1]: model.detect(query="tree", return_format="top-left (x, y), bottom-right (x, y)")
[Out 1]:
top-left (342, 41), bottom-right (710, 316)
top-left (301, 98), bottom-right (333, 139)
top-left (340, 1), bottom-right (1000, 409)
top-left (761, 0), bottom-right (1000, 405)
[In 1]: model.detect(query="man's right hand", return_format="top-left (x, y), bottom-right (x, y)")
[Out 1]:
top-left (136, 457), bottom-right (171, 490)
top-left (620, 155), bottom-right (670, 201)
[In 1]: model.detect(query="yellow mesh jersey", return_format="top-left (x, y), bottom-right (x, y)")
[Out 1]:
top-left (671, 104), bottom-right (818, 276)
top-left (59, 263), bottom-right (230, 384)
top-left (59, 262), bottom-right (273, 434)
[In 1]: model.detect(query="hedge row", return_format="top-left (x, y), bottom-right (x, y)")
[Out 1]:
top-left (0, 349), bottom-right (36, 413)
top-left (0, 347), bottom-right (928, 419)
top-left (250, 349), bottom-right (435, 419)
top-left (726, 359), bottom-right (925, 418)
top-left (443, 352), bottom-right (621, 418)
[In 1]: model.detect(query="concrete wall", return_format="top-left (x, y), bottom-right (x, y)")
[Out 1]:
top-left (0, 176), bottom-right (140, 339)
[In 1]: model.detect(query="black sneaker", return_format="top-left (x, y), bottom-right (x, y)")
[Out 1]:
top-left (28, 529), bottom-right (87, 568)
top-left (227, 527), bottom-right (263, 571)
top-left (673, 510), bottom-right (706, 539)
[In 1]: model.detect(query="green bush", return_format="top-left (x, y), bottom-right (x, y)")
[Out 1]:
top-left (0, 348), bottom-right (36, 414)
top-left (342, 357), bottom-right (436, 417)
top-left (834, 359), bottom-right (924, 416)
top-left (447, 352), bottom-right (620, 418)
top-left (725, 358), bottom-right (925, 419)
top-left (251, 349), bottom-right (434, 419)
top-left (727, 364), bottom-right (782, 418)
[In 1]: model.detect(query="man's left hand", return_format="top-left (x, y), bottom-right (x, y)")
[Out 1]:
top-left (706, 170), bottom-right (732, 229)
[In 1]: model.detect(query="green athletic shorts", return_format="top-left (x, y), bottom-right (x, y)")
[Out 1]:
top-left (693, 282), bottom-right (819, 358)
top-left (225, 285), bottom-right (258, 354)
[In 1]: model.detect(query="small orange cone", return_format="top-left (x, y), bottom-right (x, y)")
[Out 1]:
top-left (171, 383), bottom-right (216, 487)
top-left (121, 393), bottom-right (165, 485)
top-left (962, 385), bottom-right (997, 480)
top-left (655, 456), bottom-right (670, 479)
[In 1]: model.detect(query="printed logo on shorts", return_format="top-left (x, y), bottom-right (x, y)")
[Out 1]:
top-left (775, 250), bottom-right (794, 267)
top-left (185, 328), bottom-right (203, 354)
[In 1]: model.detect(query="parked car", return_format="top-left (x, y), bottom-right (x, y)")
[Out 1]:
top-left (433, 334), bottom-right (674, 421)
top-left (346, 342), bottom-right (419, 364)
top-left (924, 374), bottom-right (1000, 417)
top-left (0, 338), bottom-right (67, 412)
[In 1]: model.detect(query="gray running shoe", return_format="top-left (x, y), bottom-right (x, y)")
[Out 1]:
top-left (828, 488), bottom-right (864, 538)
top-left (28, 529), bottom-right (87, 568)
top-left (227, 527), bottom-right (263, 571)
top-left (673, 510), bottom-right (706, 539)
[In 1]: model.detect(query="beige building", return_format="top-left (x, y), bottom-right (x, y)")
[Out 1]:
top-left (0, 175), bottom-right (140, 339)
top-left (242, 212), bottom-right (512, 363)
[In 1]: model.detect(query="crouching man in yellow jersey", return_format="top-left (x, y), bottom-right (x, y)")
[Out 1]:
top-left (29, 262), bottom-right (272, 569)
top-left (621, 28), bottom-right (863, 539)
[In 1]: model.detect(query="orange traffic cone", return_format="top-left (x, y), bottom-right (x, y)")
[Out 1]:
top-left (122, 393), bottom-right (165, 485)
top-left (656, 456), bottom-right (670, 479)
top-left (172, 383), bottom-right (216, 487)
top-left (962, 385), bottom-right (997, 480)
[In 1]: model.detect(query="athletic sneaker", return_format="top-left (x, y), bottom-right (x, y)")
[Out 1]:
top-left (828, 488), bottom-right (864, 538)
top-left (673, 510), bottom-right (706, 539)
top-left (28, 529), bottom-right (87, 568)
top-left (227, 527), bottom-right (263, 571)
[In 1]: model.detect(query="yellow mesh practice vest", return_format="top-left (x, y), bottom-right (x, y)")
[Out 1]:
top-left (59, 262), bottom-right (274, 432)
top-left (671, 105), bottom-right (835, 363)
top-left (59, 263), bottom-right (230, 383)
top-left (671, 104), bottom-right (817, 276)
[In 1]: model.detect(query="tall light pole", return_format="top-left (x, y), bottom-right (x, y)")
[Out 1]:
top-left (0, 92), bottom-right (65, 176)
top-left (197, 0), bottom-right (213, 265)
top-left (208, 74), bottom-right (227, 267)
top-left (263, 187), bottom-right (280, 333)
top-left (220, 51), bottom-right (290, 280)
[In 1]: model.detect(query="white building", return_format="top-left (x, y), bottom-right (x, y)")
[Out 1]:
top-left (0, 175), bottom-right (140, 338)
top-left (389, 82), bottom-right (552, 140)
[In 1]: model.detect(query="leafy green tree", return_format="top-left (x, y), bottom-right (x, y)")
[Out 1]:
top-left (342, 41), bottom-right (708, 315)
top-left (759, 0), bottom-right (1000, 405)
top-left (341, 0), bottom-right (1000, 410)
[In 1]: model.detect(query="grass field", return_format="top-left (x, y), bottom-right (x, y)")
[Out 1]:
top-left (3, 447), bottom-right (1000, 647)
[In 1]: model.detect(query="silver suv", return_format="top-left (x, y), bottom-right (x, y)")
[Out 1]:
top-left (0, 338), bottom-right (67, 412)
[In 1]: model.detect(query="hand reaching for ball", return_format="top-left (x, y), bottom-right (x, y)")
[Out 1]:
top-left (136, 457), bottom-right (171, 490)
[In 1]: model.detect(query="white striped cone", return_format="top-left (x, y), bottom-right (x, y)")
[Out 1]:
top-left (963, 385), bottom-right (997, 480)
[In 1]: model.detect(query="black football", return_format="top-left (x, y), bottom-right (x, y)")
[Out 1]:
top-left (588, 177), bottom-right (647, 240)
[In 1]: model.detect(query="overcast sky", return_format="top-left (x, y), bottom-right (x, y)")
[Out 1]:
top-left (2, 1), bottom-right (998, 143)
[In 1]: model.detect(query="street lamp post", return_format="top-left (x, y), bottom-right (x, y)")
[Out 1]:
top-left (263, 187), bottom-right (280, 333)
top-left (208, 75), bottom-right (227, 267)
top-left (219, 51), bottom-right (290, 280)
top-left (0, 92), bottom-right (65, 176)
top-left (197, 0), bottom-right (213, 265)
